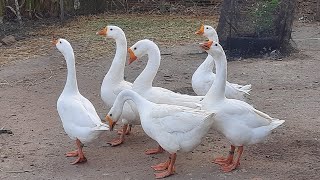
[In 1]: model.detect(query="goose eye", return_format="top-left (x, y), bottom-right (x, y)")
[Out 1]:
top-left (109, 113), bottom-right (112, 117)
top-left (110, 28), bottom-right (113, 31)
top-left (59, 41), bottom-right (62, 44)
top-left (134, 47), bottom-right (137, 50)
top-left (206, 27), bottom-right (209, 29)
top-left (215, 44), bottom-right (218, 46)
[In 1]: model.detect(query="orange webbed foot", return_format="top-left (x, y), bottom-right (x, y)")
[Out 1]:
top-left (108, 138), bottom-right (124, 146)
top-left (220, 146), bottom-right (243, 172)
top-left (151, 160), bottom-right (170, 171)
top-left (154, 168), bottom-right (175, 179)
top-left (153, 153), bottom-right (176, 178)
top-left (221, 162), bottom-right (240, 172)
top-left (213, 157), bottom-right (233, 166)
top-left (214, 146), bottom-right (235, 166)
top-left (68, 139), bottom-right (87, 165)
top-left (70, 156), bottom-right (87, 165)
top-left (65, 150), bottom-right (79, 157)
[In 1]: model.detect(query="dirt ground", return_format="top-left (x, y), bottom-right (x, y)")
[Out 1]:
top-left (0, 21), bottom-right (320, 180)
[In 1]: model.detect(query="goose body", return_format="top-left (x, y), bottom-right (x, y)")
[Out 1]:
top-left (97, 26), bottom-right (140, 146)
top-left (128, 39), bottom-right (203, 110)
top-left (54, 38), bottom-right (108, 164)
top-left (205, 98), bottom-right (283, 146)
top-left (106, 89), bottom-right (215, 178)
top-left (57, 93), bottom-right (108, 143)
top-left (200, 40), bottom-right (284, 172)
top-left (193, 25), bottom-right (251, 100)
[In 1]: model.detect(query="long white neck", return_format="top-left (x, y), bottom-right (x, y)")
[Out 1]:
top-left (115, 90), bottom-right (151, 116)
top-left (62, 52), bottom-right (79, 94)
top-left (199, 34), bottom-right (219, 73)
top-left (198, 55), bottom-right (215, 72)
top-left (106, 35), bottom-right (127, 82)
top-left (133, 46), bottom-right (160, 89)
top-left (203, 51), bottom-right (227, 103)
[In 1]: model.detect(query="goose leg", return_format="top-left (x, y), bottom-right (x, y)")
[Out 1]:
top-left (117, 124), bottom-right (132, 135)
top-left (109, 125), bottom-right (127, 146)
top-left (145, 145), bottom-right (164, 155)
top-left (117, 126), bottom-right (125, 135)
top-left (221, 146), bottom-right (243, 172)
top-left (154, 153), bottom-right (176, 179)
top-left (125, 124), bottom-right (132, 135)
top-left (70, 139), bottom-right (87, 165)
top-left (213, 145), bottom-right (235, 166)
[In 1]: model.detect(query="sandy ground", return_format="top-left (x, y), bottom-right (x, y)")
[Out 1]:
top-left (1, 21), bottom-right (320, 180)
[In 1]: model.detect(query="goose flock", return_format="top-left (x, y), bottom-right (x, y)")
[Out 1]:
top-left (52, 24), bottom-right (285, 179)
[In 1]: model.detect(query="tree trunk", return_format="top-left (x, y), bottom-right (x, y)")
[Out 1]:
top-left (26, 0), bottom-right (34, 19)
top-left (74, 0), bottom-right (80, 10)
top-left (0, 0), bottom-right (4, 24)
top-left (276, 0), bottom-right (296, 52)
top-left (14, 0), bottom-right (22, 25)
top-left (216, 0), bottom-right (233, 46)
top-left (316, 0), bottom-right (320, 21)
top-left (60, 0), bottom-right (64, 22)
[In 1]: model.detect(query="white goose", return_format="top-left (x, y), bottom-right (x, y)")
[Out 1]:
top-left (193, 24), bottom-right (251, 100)
top-left (97, 26), bottom-right (139, 146)
top-left (128, 39), bottom-right (206, 154)
top-left (53, 38), bottom-right (109, 164)
top-left (200, 41), bottom-right (285, 172)
top-left (106, 89), bottom-right (215, 179)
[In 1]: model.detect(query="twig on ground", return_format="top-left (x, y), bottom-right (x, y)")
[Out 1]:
top-left (6, 170), bottom-right (33, 173)
top-left (161, 53), bottom-right (173, 56)
top-left (0, 127), bottom-right (13, 134)
top-left (0, 129), bottom-right (13, 134)
top-left (0, 80), bottom-right (12, 86)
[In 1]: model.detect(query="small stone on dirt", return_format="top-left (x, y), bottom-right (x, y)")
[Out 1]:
top-left (241, 169), bottom-right (248, 172)
top-left (1, 35), bottom-right (16, 45)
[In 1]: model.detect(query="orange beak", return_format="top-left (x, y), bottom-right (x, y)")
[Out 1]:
top-left (128, 48), bottom-right (137, 65)
top-left (51, 38), bottom-right (58, 46)
top-left (106, 115), bottom-right (116, 131)
top-left (195, 24), bottom-right (204, 35)
top-left (96, 27), bottom-right (108, 36)
top-left (200, 40), bottom-right (213, 50)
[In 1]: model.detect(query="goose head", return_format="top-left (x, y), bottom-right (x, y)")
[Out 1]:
top-left (127, 39), bottom-right (157, 65)
top-left (200, 40), bottom-right (224, 58)
top-left (105, 107), bottom-right (121, 131)
top-left (52, 38), bottom-right (73, 57)
top-left (96, 25), bottom-right (125, 39)
top-left (195, 24), bottom-right (219, 42)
